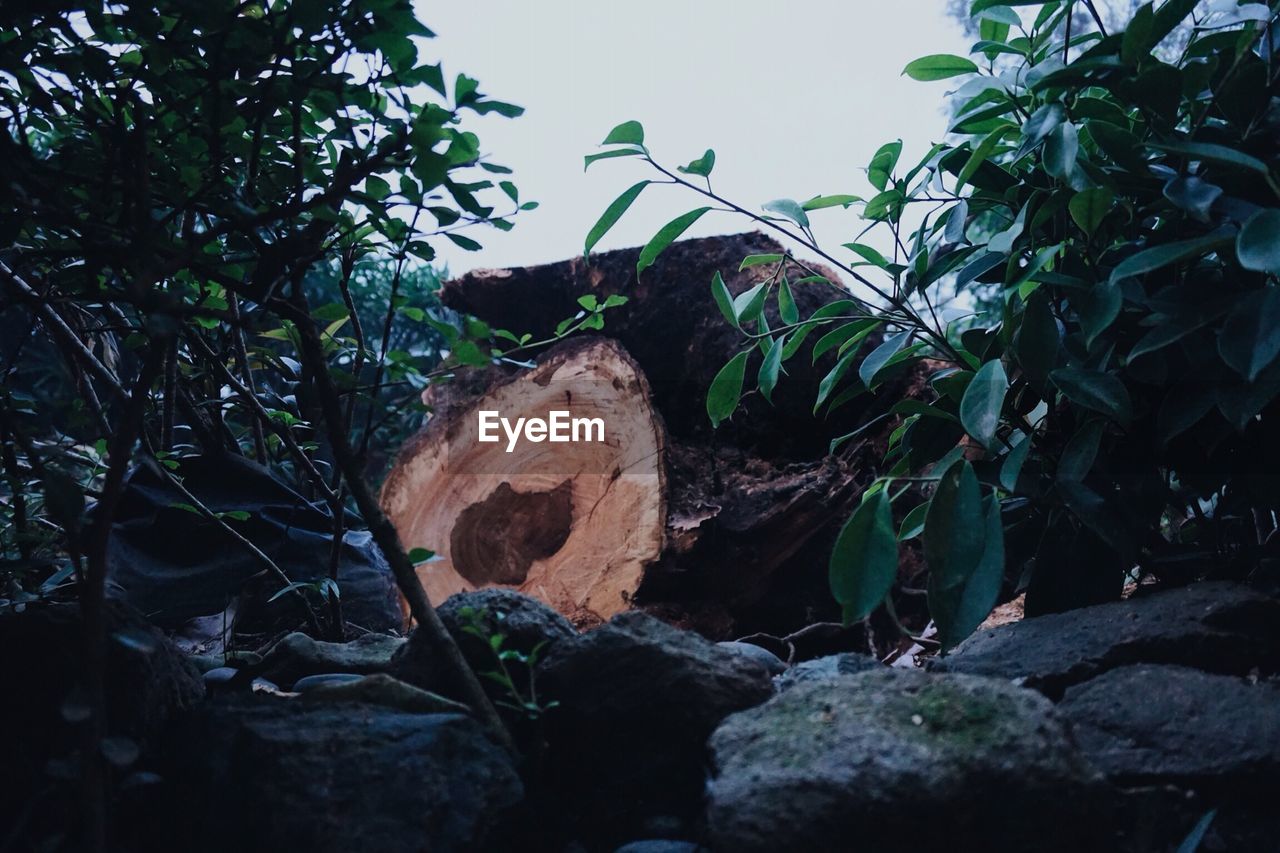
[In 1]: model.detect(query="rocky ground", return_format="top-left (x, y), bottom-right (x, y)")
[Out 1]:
top-left (2, 581), bottom-right (1279, 852)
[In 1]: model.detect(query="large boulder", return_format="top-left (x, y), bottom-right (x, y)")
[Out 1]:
top-left (390, 588), bottom-right (576, 700)
top-left (159, 696), bottom-right (523, 853)
top-left (1060, 665), bottom-right (1280, 852)
top-left (1059, 664), bottom-right (1280, 788)
top-left (706, 668), bottom-right (1109, 852)
top-left (537, 611), bottom-right (775, 848)
top-left (930, 582), bottom-right (1280, 697)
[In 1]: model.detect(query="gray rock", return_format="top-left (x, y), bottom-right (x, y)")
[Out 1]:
top-left (930, 582), bottom-right (1280, 697)
top-left (613, 842), bottom-right (704, 853)
top-left (162, 696), bottom-right (522, 852)
top-left (299, 673), bottom-right (470, 715)
top-left (774, 652), bottom-right (881, 691)
top-left (707, 668), bottom-right (1109, 852)
top-left (291, 672), bottom-right (364, 692)
top-left (255, 631), bottom-right (404, 686)
top-left (538, 611), bottom-right (774, 846)
top-left (202, 666), bottom-right (240, 687)
top-left (717, 641), bottom-right (786, 675)
top-left (1059, 664), bottom-right (1280, 788)
top-left (391, 588), bottom-right (575, 699)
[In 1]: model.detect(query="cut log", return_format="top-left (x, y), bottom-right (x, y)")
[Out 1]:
top-left (381, 338), bottom-right (666, 624)
top-left (382, 233), bottom-right (920, 632)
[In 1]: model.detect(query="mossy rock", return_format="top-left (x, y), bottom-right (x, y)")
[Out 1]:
top-left (707, 668), bottom-right (1110, 852)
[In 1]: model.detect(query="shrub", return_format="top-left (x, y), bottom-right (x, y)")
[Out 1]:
top-left (587, 0), bottom-right (1280, 648)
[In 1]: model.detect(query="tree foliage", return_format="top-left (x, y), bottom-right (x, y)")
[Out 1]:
top-left (589, 0), bottom-right (1280, 649)
top-left (0, 0), bottom-right (596, 835)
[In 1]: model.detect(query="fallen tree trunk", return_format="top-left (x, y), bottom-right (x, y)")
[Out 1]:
top-left (382, 233), bottom-right (914, 631)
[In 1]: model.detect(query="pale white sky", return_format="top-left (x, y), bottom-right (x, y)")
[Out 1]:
top-left (416, 1), bottom-right (970, 282)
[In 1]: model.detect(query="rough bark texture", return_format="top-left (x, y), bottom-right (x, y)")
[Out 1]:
top-left (383, 233), bottom-right (913, 632)
top-left (439, 232), bottom-right (876, 457)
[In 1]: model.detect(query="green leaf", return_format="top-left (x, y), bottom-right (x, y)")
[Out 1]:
top-left (842, 242), bottom-right (892, 268)
top-left (1058, 420), bottom-right (1105, 482)
top-left (1089, 122), bottom-right (1147, 172)
top-left (778, 278), bottom-right (799, 325)
top-left (1109, 229), bottom-right (1235, 284)
top-left (1163, 176), bottom-right (1222, 222)
top-left (971, 0), bottom-right (1047, 11)
top-left (733, 281), bottom-right (769, 325)
top-left (585, 181), bottom-right (648, 256)
top-left (1237, 209), bottom-right (1280, 275)
top-left (1000, 433), bottom-right (1032, 491)
top-left (678, 149), bottom-right (716, 177)
top-left (868, 140), bottom-right (904, 190)
top-left (903, 54), bottom-right (979, 81)
top-left (782, 301), bottom-right (860, 359)
top-left (976, 5), bottom-right (1021, 25)
top-left (757, 335), bottom-right (785, 404)
top-left (829, 489), bottom-right (899, 623)
top-left (1150, 140), bottom-right (1268, 175)
top-left (864, 189), bottom-right (906, 222)
top-left (1127, 312), bottom-right (1218, 362)
top-left (1121, 2), bottom-right (1156, 64)
top-left (957, 127), bottom-right (1008, 191)
top-left (636, 207), bottom-right (711, 275)
top-left (1051, 367), bottom-right (1133, 424)
top-left (446, 233), bottom-right (482, 251)
top-left (815, 347), bottom-right (861, 412)
top-left (859, 330), bottom-right (911, 387)
top-left (1076, 279), bottom-right (1122, 349)
top-left (1218, 288), bottom-right (1280, 382)
top-left (1175, 810), bottom-right (1218, 853)
top-left (1017, 103), bottom-right (1066, 158)
top-left (893, 399), bottom-right (959, 422)
top-left (365, 175), bottom-right (391, 200)
top-left (584, 148), bottom-right (643, 170)
top-left (813, 318), bottom-right (879, 362)
top-left (1157, 383), bottom-right (1217, 445)
top-left (710, 271), bottom-right (738, 328)
top-left (739, 253), bottom-right (784, 270)
top-left (762, 198), bottom-right (810, 228)
top-left (932, 493), bottom-right (1005, 652)
top-left (1057, 480), bottom-right (1137, 560)
top-left (707, 351), bottom-right (750, 427)
top-left (407, 548), bottom-right (436, 564)
top-left (1016, 291), bottom-right (1060, 380)
top-left (923, 460), bottom-right (989, 649)
top-left (898, 501), bottom-right (930, 541)
top-left (1148, 0), bottom-right (1199, 47)
top-left (1069, 187), bottom-right (1114, 237)
top-left (956, 251), bottom-right (1006, 287)
top-left (802, 194), bottom-right (862, 210)
top-left (1044, 122), bottom-right (1079, 179)
top-left (602, 120), bottom-right (644, 146)
top-left (959, 359), bottom-right (1008, 449)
